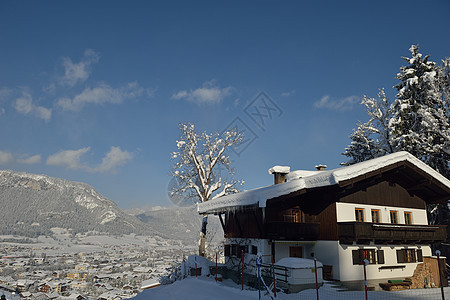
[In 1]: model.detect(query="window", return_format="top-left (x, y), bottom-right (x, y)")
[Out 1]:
top-left (371, 209), bottom-right (381, 223)
top-left (251, 245), bottom-right (258, 255)
top-left (397, 249), bottom-right (421, 263)
top-left (238, 245), bottom-right (249, 255)
top-left (352, 249), bottom-right (384, 265)
top-left (404, 212), bottom-right (412, 225)
top-left (231, 244), bottom-right (237, 256)
top-left (390, 210), bottom-right (399, 224)
top-left (355, 208), bottom-right (365, 222)
top-left (224, 245), bottom-right (231, 257)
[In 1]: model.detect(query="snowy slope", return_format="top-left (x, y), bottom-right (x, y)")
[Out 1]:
top-left (133, 277), bottom-right (450, 300)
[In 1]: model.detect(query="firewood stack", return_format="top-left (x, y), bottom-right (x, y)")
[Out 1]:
top-left (404, 263), bottom-right (435, 289)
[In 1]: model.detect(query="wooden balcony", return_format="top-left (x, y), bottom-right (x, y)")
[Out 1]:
top-left (264, 222), bottom-right (320, 240)
top-left (338, 222), bottom-right (447, 244)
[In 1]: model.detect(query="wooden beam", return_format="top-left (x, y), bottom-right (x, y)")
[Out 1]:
top-left (234, 212), bottom-right (243, 238)
top-left (253, 211), bottom-right (263, 238)
top-left (218, 214), bottom-right (226, 232)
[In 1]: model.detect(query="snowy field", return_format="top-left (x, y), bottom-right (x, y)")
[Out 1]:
top-left (133, 277), bottom-right (450, 300)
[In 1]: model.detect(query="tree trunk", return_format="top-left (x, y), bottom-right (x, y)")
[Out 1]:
top-left (199, 214), bottom-right (208, 256)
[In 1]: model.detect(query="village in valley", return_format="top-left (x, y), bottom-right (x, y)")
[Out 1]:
top-left (0, 232), bottom-right (193, 300)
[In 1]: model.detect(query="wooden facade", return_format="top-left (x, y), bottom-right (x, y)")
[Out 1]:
top-left (219, 166), bottom-right (447, 244)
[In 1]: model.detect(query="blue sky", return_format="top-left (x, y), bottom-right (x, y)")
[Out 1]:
top-left (0, 1), bottom-right (449, 209)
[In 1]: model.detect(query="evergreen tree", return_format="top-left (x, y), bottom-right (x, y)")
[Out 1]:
top-left (344, 45), bottom-right (449, 178)
top-left (342, 89), bottom-right (392, 164)
top-left (389, 45), bottom-right (449, 177)
top-left (343, 45), bottom-right (450, 226)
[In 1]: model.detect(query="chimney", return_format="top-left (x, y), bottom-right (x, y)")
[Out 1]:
top-left (268, 166), bottom-right (290, 184)
top-left (315, 164), bottom-right (327, 171)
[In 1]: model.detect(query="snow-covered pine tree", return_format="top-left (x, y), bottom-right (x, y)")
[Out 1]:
top-left (342, 89), bottom-right (392, 164)
top-left (171, 122), bottom-right (244, 256)
top-left (343, 45), bottom-right (450, 225)
top-left (390, 45), bottom-right (450, 178)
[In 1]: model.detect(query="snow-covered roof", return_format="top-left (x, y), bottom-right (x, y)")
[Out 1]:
top-left (197, 151), bottom-right (450, 214)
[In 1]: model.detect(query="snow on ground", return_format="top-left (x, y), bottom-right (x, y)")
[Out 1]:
top-left (133, 276), bottom-right (450, 300)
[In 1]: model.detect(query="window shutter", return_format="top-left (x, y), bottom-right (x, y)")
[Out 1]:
top-left (377, 250), bottom-right (385, 264)
top-left (417, 249), bottom-right (423, 262)
top-left (352, 250), bottom-right (360, 265)
top-left (397, 249), bottom-right (405, 263)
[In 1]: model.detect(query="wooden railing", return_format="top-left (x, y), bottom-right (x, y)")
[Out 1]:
top-left (338, 222), bottom-right (447, 244)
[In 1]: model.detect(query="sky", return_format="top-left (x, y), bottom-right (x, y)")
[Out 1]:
top-left (0, 1), bottom-right (449, 209)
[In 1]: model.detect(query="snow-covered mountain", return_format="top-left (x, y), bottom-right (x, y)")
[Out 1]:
top-left (0, 170), bottom-right (153, 237)
top-left (130, 206), bottom-right (223, 245)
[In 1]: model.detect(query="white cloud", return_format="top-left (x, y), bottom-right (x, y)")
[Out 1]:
top-left (314, 95), bottom-right (360, 111)
top-left (0, 108), bottom-right (5, 116)
top-left (60, 49), bottom-right (100, 87)
top-left (46, 146), bottom-right (133, 173)
top-left (281, 90), bottom-right (296, 97)
top-left (0, 151), bottom-right (14, 164)
top-left (96, 146), bottom-right (133, 172)
top-left (172, 80), bottom-right (233, 105)
top-left (57, 82), bottom-right (147, 111)
top-left (46, 147), bottom-right (91, 170)
top-left (13, 92), bottom-right (52, 122)
top-left (17, 155), bottom-right (41, 164)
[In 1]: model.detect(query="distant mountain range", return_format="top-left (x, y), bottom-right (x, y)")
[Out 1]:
top-left (129, 206), bottom-right (223, 245)
top-left (0, 170), bottom-right (222, 245)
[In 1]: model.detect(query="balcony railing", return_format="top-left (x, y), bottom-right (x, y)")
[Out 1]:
top-left (338, 222), bottom-right (447, 244)
top-left (264, 222), bottom-right (320, 240)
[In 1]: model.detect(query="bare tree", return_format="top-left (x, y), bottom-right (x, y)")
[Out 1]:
top-left (171, 122), bottom-right (243, 256)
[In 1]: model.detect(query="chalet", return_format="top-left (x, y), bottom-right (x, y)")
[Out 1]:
top-left (198, 151), bottom-right (450, 288)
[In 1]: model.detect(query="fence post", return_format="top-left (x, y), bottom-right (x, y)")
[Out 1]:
top-left (436, 250), bottom-right (445, 300)
top-left (363, 259), bottom-right (369, 300)
top-left (314, 258), bottom-right (319, 300)
top-left (272, 254), bottom-right (277, 297)
top-left (241, 250), bottom-right (244, 290)
top-left (257, 253), bottom-right (262, 300)
top-left (195, 255), bottom-right (197, 278)
top-left (215, 252), bottom-right (218, 281)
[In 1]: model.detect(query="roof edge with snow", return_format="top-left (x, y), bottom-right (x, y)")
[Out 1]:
top-left (197, 151), bottom-right (450, 214)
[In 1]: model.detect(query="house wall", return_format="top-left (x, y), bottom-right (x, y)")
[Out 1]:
top-left (313, 241), bottom-right (341, 279)
top-left (224, 238), bottom-right (272, 266)
top-left (337, 244), bottom-right (432, 282)
top-left (273, 241), bottom-right (315, 262)
top-left (336, 202), bottom-right (428, 225)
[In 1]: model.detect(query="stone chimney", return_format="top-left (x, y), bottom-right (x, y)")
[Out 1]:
top-left (268, 166), bottom-right (290, 184)
top-left (315, 164), bottom-right (327, 171)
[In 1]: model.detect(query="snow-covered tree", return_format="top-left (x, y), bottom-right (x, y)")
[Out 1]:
top-left (344, 45), bottom-right (449, 177)
top-left (343, 45), bottom-right (450, 225)
top-left (342, 89), bottom-right (392, 164)
top-left (389, 45), bottom-right (450, 177)
top-left (171, 122), bottom-right (244, 256)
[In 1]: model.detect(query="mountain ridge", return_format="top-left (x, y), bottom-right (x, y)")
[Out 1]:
top-left (0, 170), bottom-right (153, 237)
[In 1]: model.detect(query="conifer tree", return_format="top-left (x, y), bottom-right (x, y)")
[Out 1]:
top-left (343, 45), bottom-right (450, 225)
